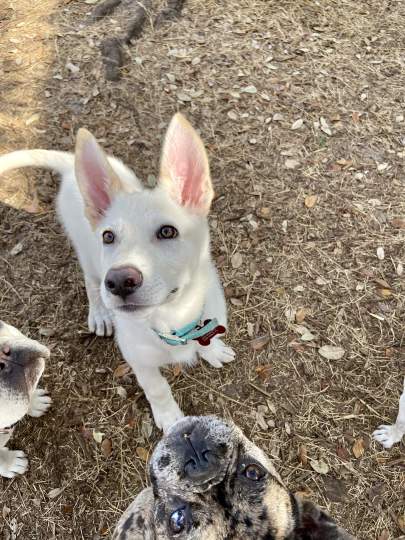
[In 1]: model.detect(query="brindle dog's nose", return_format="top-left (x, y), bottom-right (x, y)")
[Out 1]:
top-left (104, 267), bottom-right (143, 299)
top-left (182, 427), bottom-right (220, 483)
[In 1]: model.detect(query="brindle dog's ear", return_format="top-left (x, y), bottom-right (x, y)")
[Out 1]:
top-left (293, 500), bottom-right (356, 540)
top-left (113, 487), bottom-right (155, 540)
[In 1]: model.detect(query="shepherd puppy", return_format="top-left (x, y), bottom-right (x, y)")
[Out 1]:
top-left (0, 114), bottom-right (234, 432)
top-left (113, 416), bottom-right (356, 539)
top-left (0, 321), bottom-right (51, 478)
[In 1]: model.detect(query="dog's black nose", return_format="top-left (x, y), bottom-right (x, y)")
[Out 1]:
top-left (104, 267), bottom-right (143, 299)
top-left (182, 428), bottom-right (221, 483)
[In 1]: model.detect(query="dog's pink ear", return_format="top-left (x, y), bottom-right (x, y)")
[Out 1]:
top-left (159, 113), bottom-right (213, 215)
top-left (75, 128), bottom-right (124, 226)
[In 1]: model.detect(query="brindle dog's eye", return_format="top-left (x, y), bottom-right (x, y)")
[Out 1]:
top-left (157, 225), bottom-right (178, 240)
top-left (169, 508), bottom-right (186, 534)
top-left (244, 464), bottom-right (265, 481)
top-left (102, 230), bottom-right (115, 244)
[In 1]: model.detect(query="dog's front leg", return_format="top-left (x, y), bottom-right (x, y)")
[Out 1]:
top-left (85, 275), bottom-right (114, 337)
top-left (132, 364), bottom-right (184, 433)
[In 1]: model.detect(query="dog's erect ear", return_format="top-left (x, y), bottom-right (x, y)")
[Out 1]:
top-left (113, 487), bottom-right (155, 540)
top-left (159, 113), bottom-right (214, 215)
top-left (75, 128), bottom-right (124, 227)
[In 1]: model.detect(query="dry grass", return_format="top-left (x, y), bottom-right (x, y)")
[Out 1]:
top-left (1, 0), bottom-right (405, 538)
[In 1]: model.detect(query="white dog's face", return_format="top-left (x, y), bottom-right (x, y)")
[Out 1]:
top-left (74, 113), bottom-right (214, 318)
top-left (0, 322), bottom-right (49, 428)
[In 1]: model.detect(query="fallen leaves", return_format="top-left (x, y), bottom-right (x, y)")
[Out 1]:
top-left (250, 335), bottom-right (270, 350)
top-left (295, 307), bottom-right (309, 324)
top-left (231, 252), bottom-right (243, 269)
top-left (101, 438), bottom-right (112, 458)
top-left (136, 447), bottom-right (149, 462)
top-left (113, 363), bottom-right (131, 378)
top-left (320, 116), bottom-right (332, 136)
top-left (304, 194), bottom-right (318, 208)
top-left (298, 445), bottom-right (308, 466)
top-left (255, 364), bottom-right (272, 382)
top-left (310, 458), bottom-right (329, 475)
top-left (318, 345), bottom-right (345, 360)
top-left (285, 158), bottom-right (300, 169)
top-left (352, 438), bottom-right (365, 459)
top-left (376, 246), bottom-right (385, 260)
top-left (391, 217), bottom-right (405, 229)
top-left (291, 118), bottom-right (304, 130)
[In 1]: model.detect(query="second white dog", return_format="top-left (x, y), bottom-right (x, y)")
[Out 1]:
top-left (0, 113), bottom-right (235, 432)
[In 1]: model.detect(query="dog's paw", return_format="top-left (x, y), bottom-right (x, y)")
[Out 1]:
top-left (88, 304), bottom-right (114, 337)
top-left (152, 402), bottom-right (184, 434)
top-left (373, 424), bottom-right (404, 449)
top-left (199, 338), bottom-right (235, 369)
top-left (0, 449), bottom-right (28, 478)
top-left (28, 388), bottom-right (52, 417)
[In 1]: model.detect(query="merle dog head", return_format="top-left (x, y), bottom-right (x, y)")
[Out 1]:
top-left (114, 416), bottom-right (355, 540)
top-left (0, 321), bottom-right (49, 429)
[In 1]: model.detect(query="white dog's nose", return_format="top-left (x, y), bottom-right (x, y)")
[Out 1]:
top-left (104, 266), bottom-right (143, 299)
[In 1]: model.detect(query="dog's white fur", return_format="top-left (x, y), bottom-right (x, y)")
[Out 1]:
top-left (0, 322), bottom-right (51, 478)
top-left (373, 378), bottom-right (405, 448)
top-left (0, 114), bottom-right (234, 432)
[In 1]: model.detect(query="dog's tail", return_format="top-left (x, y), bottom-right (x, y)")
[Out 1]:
top-left (0, 150), bottom-right (74, 177)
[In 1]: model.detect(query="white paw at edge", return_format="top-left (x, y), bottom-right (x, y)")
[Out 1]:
top-left (0, 450), bottom-right (28, 478)
top-left (28, 388), bottom-right (52, 417)
top-left (372, 424), bottom-right (404, 449)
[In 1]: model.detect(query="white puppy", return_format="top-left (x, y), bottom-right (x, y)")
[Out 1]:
top-left (0, 321), bottom-right (51, 478)
top-left (373, 378), bottom-right (405, 449)
top-left (0, 114), bottom-right (234, 432)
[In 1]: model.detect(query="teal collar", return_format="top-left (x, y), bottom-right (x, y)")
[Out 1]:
top-left (155, 317), bottom-right (225, 346)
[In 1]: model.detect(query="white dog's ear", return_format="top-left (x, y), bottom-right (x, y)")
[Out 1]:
top-left (75, 128), bottom-right (124, 226)
top-left (159, 113), bottom-right (214, 215)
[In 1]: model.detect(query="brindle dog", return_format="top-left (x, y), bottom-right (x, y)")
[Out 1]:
top-left (114, 416), bottom-right (355, 539)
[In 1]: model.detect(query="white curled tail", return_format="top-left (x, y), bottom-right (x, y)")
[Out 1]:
top-left (0, 150), bottom-right (74, 177)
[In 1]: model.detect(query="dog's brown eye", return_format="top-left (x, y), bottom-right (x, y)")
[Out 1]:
top-left (157, 225), bottom-right (178, 240)
top-left (102, 230), bottom-right (115, 244)
top-left (244, 464), bottom-right (265, 481)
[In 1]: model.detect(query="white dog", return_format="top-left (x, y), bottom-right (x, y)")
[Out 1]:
top-left (373, 378), bottom-right (405, 448)
top-left (0, 113), bottom-right (234, 432)
top-left (0, 321), bottom-right (51, 478)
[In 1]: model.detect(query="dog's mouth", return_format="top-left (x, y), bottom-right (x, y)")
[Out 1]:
top-left (116, 288), bottom-right (179, 314)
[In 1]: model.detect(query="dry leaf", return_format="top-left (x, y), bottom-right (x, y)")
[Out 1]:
top-left (377, 531), bottom-right (389, 540)
top-left (318, 345), bottom-right (345, 360)
top-left (250, 335), bottom-right (270, 350)
top-left (172, 364), bottom-right (183, 377)
top-left (295, 308), bottom-right (308, 324)
top-left (376, 247), bottom-right (385, 260)
top-left (336, 445), bottom-right (350, 461)
top-left (177, 92), bottom-right (191, 102)
top-left (255, 364), bottom-right (271, 382)
top-left (352, 438), bottom-right (365, 458)
top-left (324, 477), bottom-right (347, 502)
top-left (92, 430), bottom-right (104, 444)
top-left (377, 288), bottom-right (392, 298)
top-left (291, 118), bottom-right (304, 130)
top-left (298, 445), bottom-right (308, 466)
top-left (391, 218), bottom-right (405, 229)
top-left (116, 386), bottom-right (127, 399)
top-left (285, 159), bottom-right (300, 169)
top-left (48, 487), bottom-right (63, 499)
top-left (101, 438), bottom-right (112, 458)
top-left (373, 278), bottom-right (391, 289)
top-left (136, 447), bottom-right (149, 462)
top-left (397, 262), bottom-right (403, 276)
top-left (231, 252), bottom-right (243, 269)
top-left (320, 117), bottom-right (332, 136)
top-left (113, 363), bottom-right (131, 378)
top-left (310, 459), bottom-right (329, 475)
top-left (304, 195), bottom-right (318, 208)
top-left (241, 85), bottom-right (257, 94)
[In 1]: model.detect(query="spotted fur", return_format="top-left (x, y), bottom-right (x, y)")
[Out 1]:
top-left (114, 416), bottom-right (355, 539)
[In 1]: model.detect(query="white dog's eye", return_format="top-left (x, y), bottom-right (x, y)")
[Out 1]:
top-left (102, 230), bottom-right (115, 244)
top-left (157, 225), bottom-right (178, 240)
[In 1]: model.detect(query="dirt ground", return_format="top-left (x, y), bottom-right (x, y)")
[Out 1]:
top-left (0, 0), bottom-right (404, 538)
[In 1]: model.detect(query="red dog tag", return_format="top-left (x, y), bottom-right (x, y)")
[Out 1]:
top-left (196, 321), bottom-right (226, 346)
